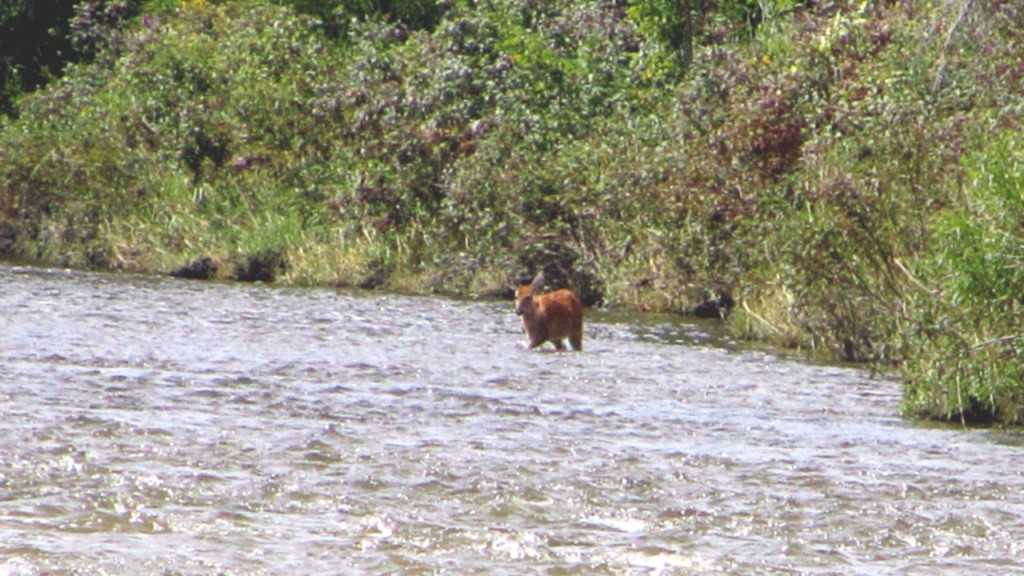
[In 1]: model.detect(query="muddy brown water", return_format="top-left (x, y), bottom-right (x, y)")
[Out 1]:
top-left (1, 264), bottom-right (1023, 575)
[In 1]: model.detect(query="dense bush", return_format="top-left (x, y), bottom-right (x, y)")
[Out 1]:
top-left (901, 130), bottom-right (1024, 424)
top-left (0, 0), bottom-right (1022, 423)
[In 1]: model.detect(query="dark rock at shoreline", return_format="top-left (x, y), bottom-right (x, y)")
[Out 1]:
top-left (233, 252), bottom-right (284, 283)
top-left (692, 293), bottom-right (735, 319)
top-left (357, 263), bottom-right (390, 290)
top-left (170, 256), bottom-right (217, 280)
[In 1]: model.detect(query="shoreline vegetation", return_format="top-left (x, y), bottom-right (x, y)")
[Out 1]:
top-left (1, 0), bottom-right (1022, 424)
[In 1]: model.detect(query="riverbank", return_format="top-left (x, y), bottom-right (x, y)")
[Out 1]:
top-left (1, 0), bottom-right (1022, 423)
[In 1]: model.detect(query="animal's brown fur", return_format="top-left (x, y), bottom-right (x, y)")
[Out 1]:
top-left (514, 273), bottom-right (584, 351)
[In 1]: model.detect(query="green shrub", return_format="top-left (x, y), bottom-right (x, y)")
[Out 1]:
top-left (902, 129), bottom-right (1024, 423)
top-left (0, 2), bottom-right (340, 270)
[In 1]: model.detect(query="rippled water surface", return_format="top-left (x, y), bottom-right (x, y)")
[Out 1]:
top-left (2, 265), bottom-right (1024, 575)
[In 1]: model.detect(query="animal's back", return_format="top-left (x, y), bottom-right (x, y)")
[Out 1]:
top-left (538, 289), bottom-right (584, 349)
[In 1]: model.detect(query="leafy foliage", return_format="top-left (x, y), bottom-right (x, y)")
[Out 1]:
top-left (901, 130), bottom-right (1024, 423)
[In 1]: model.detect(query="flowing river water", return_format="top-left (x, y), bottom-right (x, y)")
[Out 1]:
top-left (1, 264), bottom-right (1023, 575)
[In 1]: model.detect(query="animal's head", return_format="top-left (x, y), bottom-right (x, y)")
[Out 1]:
top-left (512, 273), bottom-right (545, 316)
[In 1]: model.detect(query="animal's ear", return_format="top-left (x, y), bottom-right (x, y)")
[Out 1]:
top-left (529, 272), bottom-right (545, 295)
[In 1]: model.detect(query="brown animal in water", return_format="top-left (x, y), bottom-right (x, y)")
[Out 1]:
top-left (513, 272), bottom-right (584, 351)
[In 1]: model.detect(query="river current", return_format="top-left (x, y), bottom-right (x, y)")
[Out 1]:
top-left (1, 264), bottom-right (1023, 575)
